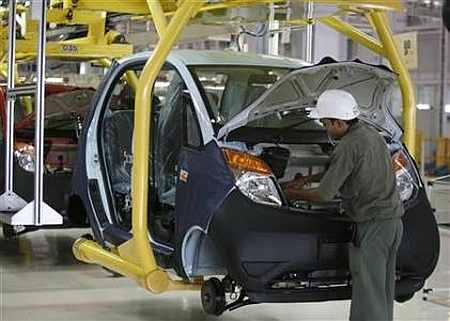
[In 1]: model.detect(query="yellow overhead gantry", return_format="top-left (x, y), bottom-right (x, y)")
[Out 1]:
top-left (0, 3), bottom-right (134, 114)
top-left (0, 2), bottom-right (133, 61)
top-left (72, 0), bottom-right (415, 294)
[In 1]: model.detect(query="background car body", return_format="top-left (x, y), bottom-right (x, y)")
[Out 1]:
top-left (0, 85), bottom-right (95, 227)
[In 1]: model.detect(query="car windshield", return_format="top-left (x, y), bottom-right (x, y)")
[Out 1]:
top-left (189, 66), bottom-right (290, 126)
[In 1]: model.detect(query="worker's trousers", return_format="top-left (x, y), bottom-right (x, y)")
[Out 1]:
top-left (349, 218), bottom-right (403, 321)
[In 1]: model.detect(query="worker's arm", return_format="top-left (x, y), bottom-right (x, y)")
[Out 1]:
top-left (316, 142), bottom-right (354, 202)
top-left (283, 186), bottom-right (324, 202)
top-left (302, 172), bottom-right (325, 184)
top-left (280, 172), bottom-right (324, 190)
top-left (284, 142), bottom-right (355, 203)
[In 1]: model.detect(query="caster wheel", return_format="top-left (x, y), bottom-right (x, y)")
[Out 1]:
top-left (396, 293), bottom-right (414, 303)
top-left (81, 234), bottom-right (94, 241)
top-left (201, 277), bottom-right (226, 316)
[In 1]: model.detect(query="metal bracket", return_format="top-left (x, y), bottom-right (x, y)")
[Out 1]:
top-left (0, 192), bottom-right (28, 213)
top-left (0, 0), bottom-right (28, 219)
top-left (0, 201), bottom-right (63, 225)
top-left (6, 84), bottom-right (37, 99)
top-left (0, 0), bottom-right (62, 227)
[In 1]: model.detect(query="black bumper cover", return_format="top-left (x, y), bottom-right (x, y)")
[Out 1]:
top-left (209, 188), bottom-right (438, 303)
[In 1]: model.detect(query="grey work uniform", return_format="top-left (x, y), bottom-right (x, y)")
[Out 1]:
top-left (317, 122), bottom-right (404, 321)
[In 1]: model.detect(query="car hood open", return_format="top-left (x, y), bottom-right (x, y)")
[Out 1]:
top-left (218, 58), bottom-right (403, 141)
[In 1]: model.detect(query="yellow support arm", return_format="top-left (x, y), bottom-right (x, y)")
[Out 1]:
top-left (321, 16), bottom-right (385, 57)
top-left (0, 6), bottom-right (133, 61)
top-left (98, 59), bottom-right (139, 95)
top-left (67, 0), bottom-right (178, 15)
top-left (73, 0), bottom-right (205, 294)
top-left (146, 0), bottom-right (168, 35)
top-left (127, 0), bottom-right (204, 283)
top-left (370, 11), bottom-right (416, 157)
top-left (310, 0), bottom-right (401, 10)
top-left (0, 41), bottom-right (132, 60)
top-left (64, 0), bottom-right (402, 14)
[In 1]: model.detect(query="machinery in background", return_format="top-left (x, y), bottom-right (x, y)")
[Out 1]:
top-left (427, 175), bottom-right (450, 225)
top-left (0, 1), bottom-right (133, 237)
top-left (0, 85), bottom-right (95, 238)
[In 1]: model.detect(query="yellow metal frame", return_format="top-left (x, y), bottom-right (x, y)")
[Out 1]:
top-left (74, 0), bottom-right (206, 294)
top-left (0, 6), bottom-right (133, 61)
top-left (72, 0), bottom-right (416, 294)
top-left (1, 4), bottom-right (133, 116)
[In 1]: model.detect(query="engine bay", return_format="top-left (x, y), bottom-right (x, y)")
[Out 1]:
top-left (221, 139), bottom-right (344, 213)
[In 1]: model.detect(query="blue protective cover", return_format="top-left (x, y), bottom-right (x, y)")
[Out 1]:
top-left (175, 141), bottom-right (235, 235)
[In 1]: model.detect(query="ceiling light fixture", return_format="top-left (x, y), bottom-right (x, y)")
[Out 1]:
top-left (417, 104), bottom-right (431, 110)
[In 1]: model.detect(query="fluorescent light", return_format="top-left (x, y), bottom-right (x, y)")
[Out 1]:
top-left (204, 86), bottom-right (225, 90)
top-left (417, 104), bottom-right (431, 110)
top-left (46, 77), bottom-right (65, 83)
top-left (31, 77), bottom-right (65, 83)
top-left (445, 104), bottom-right (450, 113)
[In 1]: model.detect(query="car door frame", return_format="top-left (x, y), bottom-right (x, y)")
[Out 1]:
top-left (77, 54), bottom-right (214, 249)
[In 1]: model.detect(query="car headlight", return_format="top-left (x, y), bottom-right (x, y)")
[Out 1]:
top-left (235, 172), bottom-right (282, 206)
top-left (14, 144), bottom-right (35, 172)
top-left (223, 148), bottom-right (282, 207)
top-left (392, 150), bottom-right (419, 202)
top-left (395, 168), bottom-right (414, 201)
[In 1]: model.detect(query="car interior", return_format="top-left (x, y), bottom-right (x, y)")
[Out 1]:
top-left (101, 67), bottom-right (189, 247)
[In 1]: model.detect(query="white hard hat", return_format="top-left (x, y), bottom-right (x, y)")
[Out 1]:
top-left (309, 89), bottom-right (360, 120)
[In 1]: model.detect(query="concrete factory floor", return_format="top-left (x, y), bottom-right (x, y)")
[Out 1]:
top-left (1, 227), bottom-right (449, 321)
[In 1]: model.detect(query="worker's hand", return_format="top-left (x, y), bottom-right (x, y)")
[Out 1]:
top-left (281, 180), bottom-right (301, 190)
top-left (291, 173), bottom-right (311, 189)
top-left (280, 173), bottom-right (310, 192)
top-left (283, 186), bottom-right (296, 201)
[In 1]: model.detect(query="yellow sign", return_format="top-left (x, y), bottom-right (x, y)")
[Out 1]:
top-left (394, 32), bottom-right (418, 70)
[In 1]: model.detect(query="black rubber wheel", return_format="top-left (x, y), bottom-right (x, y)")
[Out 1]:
top-left (396, 292), bottom-right (415, 303)
top-left (81, 233), bottom-right (94, 241)
top-left (201, 277), bottom-right (226, 316)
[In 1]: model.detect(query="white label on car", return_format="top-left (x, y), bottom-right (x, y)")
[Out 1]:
top-left (179, 170), bottom-right (189, 183)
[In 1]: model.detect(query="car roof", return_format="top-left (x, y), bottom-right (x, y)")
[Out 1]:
top-left (119, 49), bottom-right (308, 69)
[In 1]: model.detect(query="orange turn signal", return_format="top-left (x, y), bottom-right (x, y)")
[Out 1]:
top-left (392, 151), bottom-right (408, 173)
top-left (222, 148), bottom-right (273, 175)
